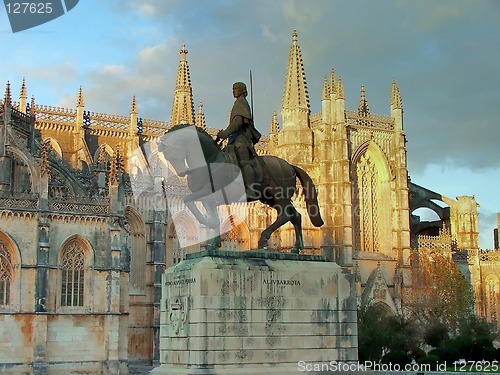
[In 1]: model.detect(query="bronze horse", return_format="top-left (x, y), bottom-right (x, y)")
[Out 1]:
top-left (158, 124), bottom-right (323, 253)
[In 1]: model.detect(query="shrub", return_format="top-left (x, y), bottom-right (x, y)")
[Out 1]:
top-left (381, 350), bottom-right (412, 366)
top-left (417, 354), bottom-right (440, 367)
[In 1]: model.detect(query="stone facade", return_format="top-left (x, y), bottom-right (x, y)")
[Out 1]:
top-left (0, 30), bottom-right (499, 373)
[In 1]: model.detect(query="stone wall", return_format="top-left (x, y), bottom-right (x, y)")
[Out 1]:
top-left (0, 313), bottom-right (127, 374)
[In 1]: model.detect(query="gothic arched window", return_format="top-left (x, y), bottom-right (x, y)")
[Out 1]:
top-left (353, 154), bottom-right (380, 252)
top-left (126, 208), bottom-right (146, 292)
top-left (220, 218), bottom-right (249, 251)
top-left (60, 241), bottom-right (85, 307)
top-left (172, 227), bottom-right (187, 265)
top-left (485, 277), bottom-right (499, 323)
top-left (9, 154), bottom-right (32, 193)
top-left (0, 241), bottom-right (13, 305)
top-left (221, 226), bottom-right (239, 251)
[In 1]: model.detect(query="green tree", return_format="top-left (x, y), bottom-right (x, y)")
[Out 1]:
top-left (423, 321), bottom-right (449, 348)
top-left (358, 302), bottom-right (392, 362)
top-left (358, 302), bottom-right (423, 363)
top-left (423, 315), bottom-right (499, 363)
top-left (406, 250), bottom-right (474, 330)
top-left (449, 316), bottom-right (499, 361)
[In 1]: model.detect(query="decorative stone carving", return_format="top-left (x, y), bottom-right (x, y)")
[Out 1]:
top-left (167, 297), bottom-right (188, 337)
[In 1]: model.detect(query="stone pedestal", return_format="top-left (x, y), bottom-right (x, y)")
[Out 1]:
top-left (151, 250), bottom-right (358, 375)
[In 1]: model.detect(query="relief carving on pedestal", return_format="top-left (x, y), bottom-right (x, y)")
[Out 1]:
top-left (167, 297), bottom-right (188, 337)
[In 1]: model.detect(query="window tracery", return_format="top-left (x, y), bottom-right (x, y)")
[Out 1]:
top-left (60, 241), bottom-right (85, 307)
top-left (486, 278), bottom-right (498, 322)
top-left (353, 153), bottom-right (380, 252)
top-left (0, 241), bottom-right (13, 306)
top-left (172, 226), bottom-right (187, 265)
top-left (221, 225), bottom-right (240, 251)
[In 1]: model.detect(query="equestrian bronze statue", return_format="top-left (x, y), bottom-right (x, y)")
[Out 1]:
top-left (157, 122), bottom-right (324, 254)
top-left (158, 81), bottom-right (323, 253)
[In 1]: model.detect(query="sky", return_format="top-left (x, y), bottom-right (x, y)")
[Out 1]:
top-left (1, 0), bottom-right (499, 248)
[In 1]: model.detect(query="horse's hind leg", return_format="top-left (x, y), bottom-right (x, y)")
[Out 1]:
top-left (258, 200), bottom-right (292, 250)
top-left (290, 207), bottom-right (304, 254)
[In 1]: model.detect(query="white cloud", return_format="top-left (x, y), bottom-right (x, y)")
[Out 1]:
top-left (103, 65), bottom-right (125, 74)
top-left (281, 0), bottom-right (322, 26)
top-left (22, 62), bottom-right (77, 85)
top-left (3, 0), bottom-right (498, 248)
top-left (410, 163), bottom-right (500, 249)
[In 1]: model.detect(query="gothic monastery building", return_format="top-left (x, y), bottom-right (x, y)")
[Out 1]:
top-left (0, 31), bottom-right (499, 373)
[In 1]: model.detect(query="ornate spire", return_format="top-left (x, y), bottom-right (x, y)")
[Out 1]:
top-left (390, 77), bottom-right (403, 110)
top-left (115, 145), bottom-right (124, 176)
top-left (358, 85), bottom-right (370, 115)
top-left (337, 76), bottom-right (345, 99)
top-left (109, 145), bottom-right (124, 186)
top-left (4, 81), bottom-right (12, 107)
top-left (19, 77), bottom-right (27, 112)
top-left (170, 42), bottom-right (195, 125)
top-left (330, 67), bottom-right (336, 95)
top-left (130, 95), bottom-right (140, 135)
top-left (130, 95), bottom-right (138, 114)
top-left (20, 77), bottom-right (27, 98)
top-left (269, 111), bottom-right (280, 134)
top-left (108, 156), bottom-right (118, 187)
top-left (30, 96), bottom-right (35, 116)
top-left (77, 86), bottom-right (84, 107)
top-left (97, 146), bottom-right (107, 164)
top-left (40, 139), bottom-right (50, 177)
top-left (179, 102), bottom-right (189, 124)
top-left (180, 42), bottom-right (188, 61)
top-left (321, 76), bottom-right (329, 100)
top-left (282, 29), bottom-right (310, 114)
top-left (195, 101), bottom-right (206, 129)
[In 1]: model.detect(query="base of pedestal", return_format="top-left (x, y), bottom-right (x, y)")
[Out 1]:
top-left (152, 250), bottom-right (358, 375)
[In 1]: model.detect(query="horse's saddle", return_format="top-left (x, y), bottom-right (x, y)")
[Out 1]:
top-left (223, 144), bottom-right (264, 187)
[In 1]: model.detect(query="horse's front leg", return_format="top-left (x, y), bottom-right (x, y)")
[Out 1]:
top-left (258, 201), bottom-right (292, 250)
top-left (184, 200), bottom-right (212, 228)
top-left (202, 199), bottom-right (221, 250)
top-left (290, 207), bottom-right (303, 254)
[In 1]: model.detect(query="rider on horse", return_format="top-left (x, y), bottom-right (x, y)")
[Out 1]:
top-left (217, 82), bottom-right (261, 200)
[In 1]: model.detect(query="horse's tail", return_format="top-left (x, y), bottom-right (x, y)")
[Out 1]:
top-left (293, 165), bottom-right (324, 227)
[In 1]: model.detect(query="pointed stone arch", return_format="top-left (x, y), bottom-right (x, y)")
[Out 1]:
top-left (128, 147), bottom-right (148, 179)
top-left (94, 144), bottom-right (114, 163)
top-left (57, 235), bottom-right (94, 311)
top-left (351, 141), bottom-right (393, 255)
top-left (361, 264), bottom-right (398, 314)
top-left (5, 145), bottom-right (37, 193)
top-left (409, 183), bottom-right (452, 239)
top-left (125, 206), bottom-right (147, 293)
top-left (352, 140), bottom-right (393, 181)
top-left (0, 230), bottom-right (21, 310)
top-left (43, 137), bottom-right (63, 158)
top-left (166, 211), bottom-right (199, 267)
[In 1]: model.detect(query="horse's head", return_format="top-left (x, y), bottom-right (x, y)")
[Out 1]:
top-left (158, 124), bottom-right (222, 177)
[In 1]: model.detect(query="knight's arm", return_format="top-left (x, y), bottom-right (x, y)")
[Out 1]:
top-left (218, 115), bottom-right (244, 138)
